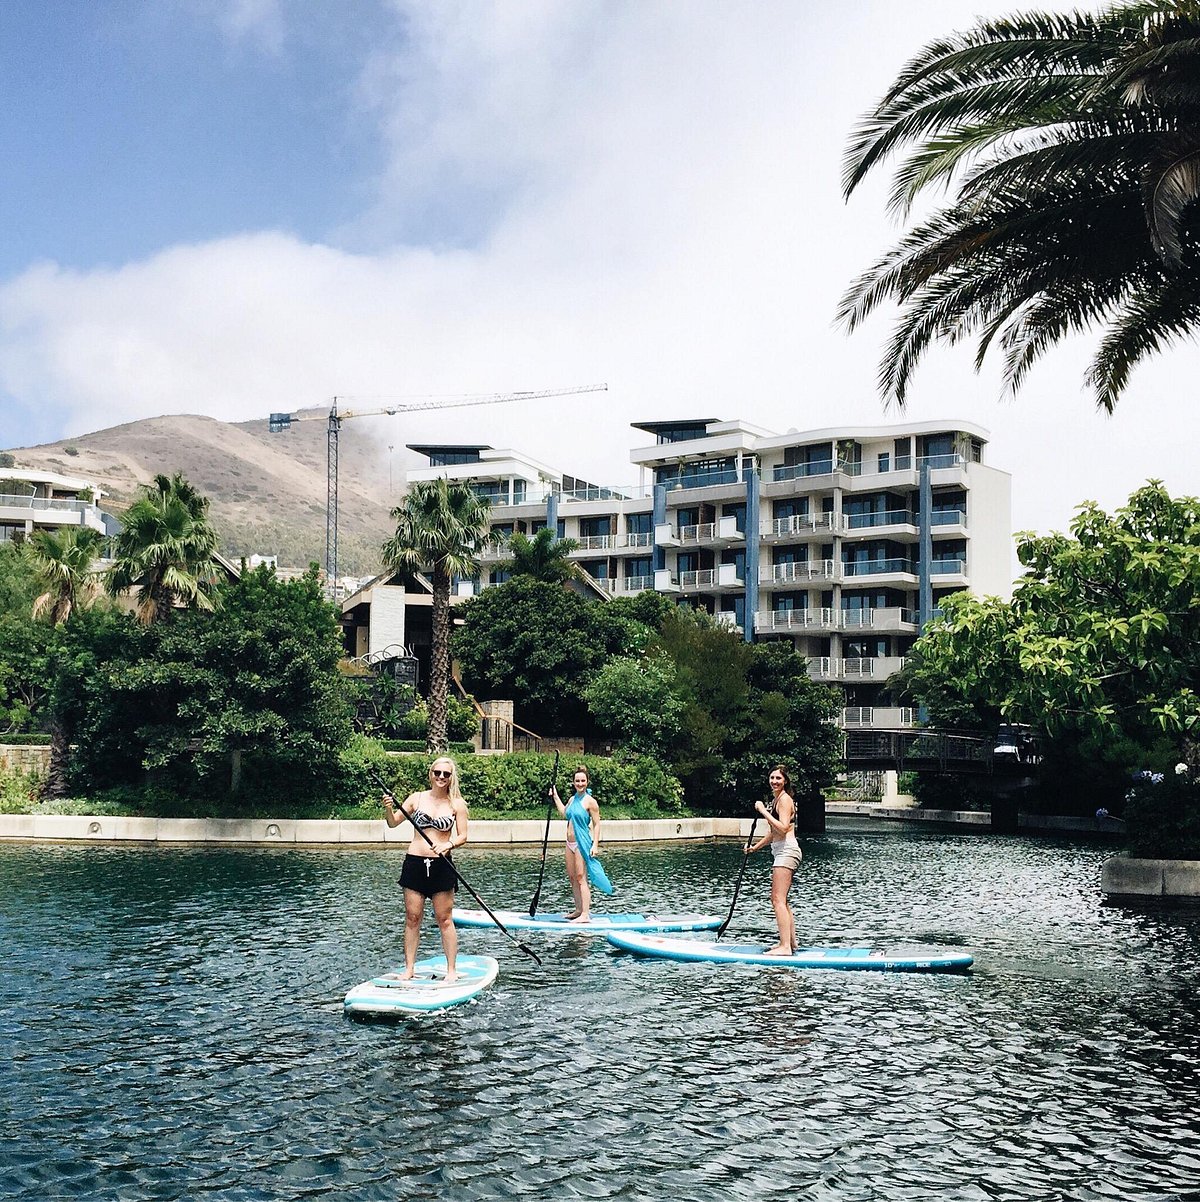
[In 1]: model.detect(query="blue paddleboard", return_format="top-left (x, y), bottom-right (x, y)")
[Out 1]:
top-left (343, 954), bottom-right (499, 1017)
top-left (452, 908), bottom-right (722, 933)
top-left (606, 929), bottom-right (973, 973)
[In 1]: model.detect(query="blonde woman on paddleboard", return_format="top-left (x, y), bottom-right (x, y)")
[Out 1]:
top-left (549, 765), bottom-right (614, 922)
top-left (745, 764), bottom-right (801, 954)
top-left (382, 756), bottom-right (469, 981)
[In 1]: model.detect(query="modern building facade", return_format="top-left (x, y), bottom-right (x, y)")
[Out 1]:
top-left (402, 418), bottom-right (1012, 731)
top-left (0, 468), bottom-right (115, 545)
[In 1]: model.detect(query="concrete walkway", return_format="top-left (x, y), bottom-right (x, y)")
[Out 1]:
top-left (0, 813), bottom-right (744, 846)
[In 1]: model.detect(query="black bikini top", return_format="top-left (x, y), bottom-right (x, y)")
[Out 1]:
top-left (410, 809), bottom-right (454, 832)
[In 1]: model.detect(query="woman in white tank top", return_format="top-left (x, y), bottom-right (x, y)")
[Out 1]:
top-left (745, 764), bottom-right (801, 954)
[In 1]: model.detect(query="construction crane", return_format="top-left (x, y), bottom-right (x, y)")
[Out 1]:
top-left (268, 385), bottom-right (607, 586)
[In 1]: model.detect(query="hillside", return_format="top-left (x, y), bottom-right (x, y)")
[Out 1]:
top-left (4, 409), bottom-right (410, 575)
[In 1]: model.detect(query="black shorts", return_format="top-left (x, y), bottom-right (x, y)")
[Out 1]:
top-left (399, 853), bottom-right (457, 897)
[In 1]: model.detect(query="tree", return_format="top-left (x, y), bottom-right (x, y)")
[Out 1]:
top-left (107, 473), bottom-right (222, 624)
top-left (504, 527), bottom-right (581, 583)
top-left (453, 576), bottom-right (647, 735)
top-left (904, 483), bottom-right (1200, 823)
top-left (26, 526), bottom-right (105, 626)
top-left (584, 653), bottom-right (684, 757)
top-left (382, 479), bottom-right (495, 753)
top-left (21, 525), bottom-right (110, 796)
top-left (841, 2), bottom-right (1200, 410)
top-left (79, 565), bottom-right (352, 799)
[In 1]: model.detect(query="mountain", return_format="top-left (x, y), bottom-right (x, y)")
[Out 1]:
top-left (3, 409), bottom-right (410, 575)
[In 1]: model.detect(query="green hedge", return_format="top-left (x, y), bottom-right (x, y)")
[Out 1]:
top-left (376, 739), bottom-right (476, 755)
top-left (0, 733), bottom-right (51, 745)
top-left (339, 739), bottom-right (683, 820)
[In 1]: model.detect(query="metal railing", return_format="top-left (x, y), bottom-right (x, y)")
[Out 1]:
top-left (841, 558), bottom-right (917, 578)
top-left (843, 509), bottom-right (915, 530)
top-left (762, 559), bottom-right (837, 584)
top-left (766, 513), bottom-right (840, 537)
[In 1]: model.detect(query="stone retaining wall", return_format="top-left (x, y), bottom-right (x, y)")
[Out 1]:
top-left (0, 744), bottom-right (50, 775)
top-left (0, 814), bottom-right (745, 846)
top-left (1101, 857), bottom-right (1200, 900)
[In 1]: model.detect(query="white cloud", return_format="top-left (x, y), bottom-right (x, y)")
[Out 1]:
top-left (1, 0), bottom-right (1197, 552)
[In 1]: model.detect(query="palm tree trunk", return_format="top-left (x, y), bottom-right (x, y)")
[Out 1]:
top-left (427, 565), bottom-right (451, 754)
top-left (43, 713), bottom-right (70, 800)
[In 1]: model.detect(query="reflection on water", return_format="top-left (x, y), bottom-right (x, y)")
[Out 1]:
top-left (2, 831), bottom-right (1198, 1200)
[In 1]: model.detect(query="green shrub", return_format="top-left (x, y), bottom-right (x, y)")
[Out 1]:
top-left (0, 732), bottom-right (52, 745)
top-left (368, 749), bottom-right (683, 819)
top-left (1123, 767), bottom-right (1200, 859)
top-left (0, 767), bottom-right (41, 813)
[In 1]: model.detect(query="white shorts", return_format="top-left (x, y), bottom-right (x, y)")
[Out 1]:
top-left (771, 845), bottom-right (802, 872)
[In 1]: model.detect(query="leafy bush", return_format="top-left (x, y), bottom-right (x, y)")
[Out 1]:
top-left (369, 749), bottom-right (683, 819)
top-left (0, 732), bottom-right (51, 745)
top-left (0, 767), bottom-right (41, 813)
top-left (1123, 765), bottom-right (1200, 859)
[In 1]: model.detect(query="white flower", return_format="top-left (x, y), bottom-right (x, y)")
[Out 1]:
top-left (1176, 763), bottom-right (1189, 776)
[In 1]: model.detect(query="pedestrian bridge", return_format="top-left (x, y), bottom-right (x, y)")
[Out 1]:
top-left (844, 729), bottom-right (1039, 775)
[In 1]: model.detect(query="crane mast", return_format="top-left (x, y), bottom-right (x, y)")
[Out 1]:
top-left (270, 384), bottom-right (606, 589)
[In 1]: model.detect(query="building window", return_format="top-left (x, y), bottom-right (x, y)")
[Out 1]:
top-left (877, 452), bottom-right (890, 473)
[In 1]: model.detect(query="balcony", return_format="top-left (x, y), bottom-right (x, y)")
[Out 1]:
top-left (713, 611), bottom-right (743, 634)
top-left (808, 656), bottom-right (907, 682)
top-left (929, 557), bottom-right (968, 585)
top-left (842, 509), bottom-right (918, 539)
top-left (754, 607), bottom-right (838, 635)
top-left (761, 512), bottom-right (841, 541)
top-left (0, 492), bottom-right (107, 534)
top-left (841, 557), bottom-right (918, 585)
top-left (760, 559), bottom-right (839, 586)
top-left (840, 606), bottom-right (918, 633)
top-left (842, 706), bottom-right (917, 729)
top-left (594, 575), bottom-right (653, 596)
top-left (677, 514), bottom-right (744, 548)
top-left (678, 563), bottom-right (744, 594)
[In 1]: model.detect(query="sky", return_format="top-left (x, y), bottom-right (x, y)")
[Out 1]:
top-left (1, 0), bottom-right (1197, 560)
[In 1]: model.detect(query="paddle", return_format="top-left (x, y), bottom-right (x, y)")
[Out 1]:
top-left (528, 750), bottom-right (560, 917)
top-left (372, 768), bottom-right (542, 967)
top-left (715, 816), bottom-right (758, 940)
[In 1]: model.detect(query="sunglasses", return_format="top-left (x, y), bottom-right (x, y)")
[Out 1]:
top-left (431, 769), bottom-right (452, 778)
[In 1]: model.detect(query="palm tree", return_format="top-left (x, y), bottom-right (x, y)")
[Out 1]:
top-left (25, 524), bottom-right (106, 798)
top-left (840, 1), bottom-right (1200, 411)
top-left (381, 478), bottom-right (496, 753)
top-left (107, 473), bottom-right (222, 624)
top-left (27, 526), bottom-right (106, 626)
top-left (504, 527), bottom-right (581, 583)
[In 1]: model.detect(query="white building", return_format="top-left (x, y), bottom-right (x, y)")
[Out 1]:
top-left (399, 418), bottom-right (1012, 731)
top-left (0, 468), bottom-right (115, 544)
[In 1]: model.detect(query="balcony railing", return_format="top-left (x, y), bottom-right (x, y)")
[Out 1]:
top-left (808, 656), bottom-right (908, 681)
top-left (762, 559), bottom-right (837, 584)
top-left (765, 513), bottom-right (840, 537)
top-left (754, 607), bottom-right (837, 633)
top-left (771, 461), bottom-right (834, 483)
top-left (929, 509), bottom-right (967, 527)
top-left (594, 575), bottom-right (653, 595)
top-left (843, 509), bottom-right (915, 530)
top-left (842, 706), bottom-right (917, 728)
top-left (841, 558), bottom-right (916, 578)
top-left (930, 558), bottom-right (967, 575)
top-left (678, 566), bottom-right (743, 591)
top-left (840, 606), bottom-right (917, 630)
top-left (0, 493), bottom-right (97, 515)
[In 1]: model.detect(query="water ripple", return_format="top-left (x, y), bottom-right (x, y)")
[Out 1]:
top-left (1, 834), bottom-right (1198, 1200)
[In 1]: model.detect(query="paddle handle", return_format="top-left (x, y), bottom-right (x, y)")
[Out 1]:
top-left (715, 816), bottom-right (758, 940)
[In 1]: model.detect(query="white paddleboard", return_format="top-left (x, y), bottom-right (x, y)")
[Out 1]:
top-left (606, 930), bottom-right (974, 972)
top-left (343, 954), bottom-right (499, 1017)
top-left (452, 908), bottom-right (722, 933)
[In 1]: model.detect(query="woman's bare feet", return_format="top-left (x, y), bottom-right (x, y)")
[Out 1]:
top-left (563, 911), bottom-right (582, 921)
top-left (764, 944), bottom-right (795, 956)
top-left (569, 914), bottom-right (591, 924)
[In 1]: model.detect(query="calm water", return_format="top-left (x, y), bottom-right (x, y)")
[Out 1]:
top-left (2, 829), bottom-right (1198, 1201)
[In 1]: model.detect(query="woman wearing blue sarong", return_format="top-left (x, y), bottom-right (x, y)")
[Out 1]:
top-left (549, 766), bottom-right (613, 921)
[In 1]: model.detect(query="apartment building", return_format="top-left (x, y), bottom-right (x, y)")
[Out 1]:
top-left (404, 418), bottom-right (1012, 731)
top-left (0, 468), bottom-right (115, 544)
